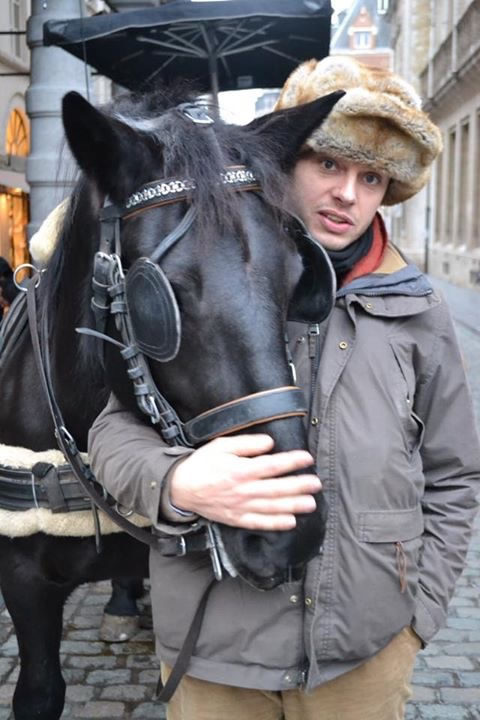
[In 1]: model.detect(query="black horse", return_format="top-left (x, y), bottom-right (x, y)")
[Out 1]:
top-left (0, 85), bottom-right (339, 719)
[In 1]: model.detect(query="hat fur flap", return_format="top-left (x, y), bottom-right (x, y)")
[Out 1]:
top-left (276, 57), bottom-right (443, 205)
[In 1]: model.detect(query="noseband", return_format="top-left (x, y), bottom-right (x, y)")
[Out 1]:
top-left (85, 165), bottom-right (308, 448)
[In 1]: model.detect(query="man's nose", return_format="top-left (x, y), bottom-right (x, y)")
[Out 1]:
top-left (332, 172), bottom-right (357, 205)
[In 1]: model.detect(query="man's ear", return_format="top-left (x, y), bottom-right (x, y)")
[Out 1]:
top-left (245, 91), bottom-right (344, 171)
top-left (62, 92), bottom-right (151, 202)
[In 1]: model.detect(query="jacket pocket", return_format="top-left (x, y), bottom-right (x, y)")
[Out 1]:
top-left (388, 341), bottom-right (425, 455)
top-left (356, 506), bottom-right (424, 596)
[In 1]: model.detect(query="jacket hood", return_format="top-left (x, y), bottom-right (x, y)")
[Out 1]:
top-left (338, 263), bottom-right (434, 299)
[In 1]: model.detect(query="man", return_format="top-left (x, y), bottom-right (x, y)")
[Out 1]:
top-left (88, 57), bottom-right (480, 719)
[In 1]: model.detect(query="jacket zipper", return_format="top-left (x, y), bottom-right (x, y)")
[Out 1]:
top-left (395, 541), bottom-right (407, 593)
top-left (308, 323), bottom-right (320, 426)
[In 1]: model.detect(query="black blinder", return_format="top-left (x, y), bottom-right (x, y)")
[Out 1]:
top-left (125, 258), bottom-right (181, 362)
top-left (287, 218), bottom-right (336, 324)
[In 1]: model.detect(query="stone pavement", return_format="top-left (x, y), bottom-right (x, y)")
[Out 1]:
top-left (0, 581), bottom-right (164, 719)
top-left (0, 277), bottom-right (479, 720)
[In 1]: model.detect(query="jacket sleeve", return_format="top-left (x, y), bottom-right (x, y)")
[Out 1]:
top-left (87, 394), bottom-right (196, 534)
top-left (412, 302), bottom-right (480, 644)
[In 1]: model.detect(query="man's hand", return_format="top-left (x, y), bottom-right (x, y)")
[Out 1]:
top-left (169, 434), bottom-right (321, 531)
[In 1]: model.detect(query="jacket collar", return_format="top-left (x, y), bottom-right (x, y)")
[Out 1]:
top-left (337, 243), bottom-right (434, 299)
top-left (336, 242), bottom-right (441, 318)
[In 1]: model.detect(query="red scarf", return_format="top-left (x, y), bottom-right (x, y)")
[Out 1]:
top-left (340, 213), bottom-right (388, 287)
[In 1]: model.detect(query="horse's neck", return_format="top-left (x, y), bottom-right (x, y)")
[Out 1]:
top-left (0, 194), bottom-right (107, 453)
top-left (47, 207), bottom-right (107, 448)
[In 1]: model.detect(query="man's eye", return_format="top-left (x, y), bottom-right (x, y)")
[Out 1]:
top-left (321, 159), bottom-right (335, 171)
top-left (365, 173), bottom-right (381, 185)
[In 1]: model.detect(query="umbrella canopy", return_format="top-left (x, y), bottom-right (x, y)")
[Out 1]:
top-left (43, 0), bottom-right (332, 100)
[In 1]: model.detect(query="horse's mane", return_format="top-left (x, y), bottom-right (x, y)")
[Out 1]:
top-left (38, 83), bottom-right (288, 388)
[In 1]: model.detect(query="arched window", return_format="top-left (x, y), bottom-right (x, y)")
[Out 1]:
top-left (5, 108), bottom-right (29, 157)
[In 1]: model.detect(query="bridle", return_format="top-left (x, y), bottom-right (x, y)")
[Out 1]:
top-left (84, 164), bottom-right (308, 448)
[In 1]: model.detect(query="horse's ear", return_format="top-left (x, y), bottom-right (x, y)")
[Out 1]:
top-left (62, 91), bottom-right (145, 199)
top-left (245, 91), bottom-right (345, 171)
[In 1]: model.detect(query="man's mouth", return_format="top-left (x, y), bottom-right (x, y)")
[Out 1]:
top-left (318, 210), bottom-right (354, 233)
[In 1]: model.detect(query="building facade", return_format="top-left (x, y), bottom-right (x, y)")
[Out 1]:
top-left (388, 0), bottom-right (480, 289)
top-left (386, 0), bottom-right (431, 269)
top-left (330, 0), bottom-right (393, 70)
top-left (419, 0), bottom-right (480, 289)
top-left (0, 0), bottom-right (31, 271)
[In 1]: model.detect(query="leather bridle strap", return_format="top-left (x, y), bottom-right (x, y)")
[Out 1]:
top-left (25, 277), bottom-right (214, 555)
top-left (155, 579), bottom-right (216, 703)
top-left (183, 387), bottom-right (307, 445)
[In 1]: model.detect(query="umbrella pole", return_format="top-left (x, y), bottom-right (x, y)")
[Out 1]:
top-left (209, 52), bottom-right (219, 110)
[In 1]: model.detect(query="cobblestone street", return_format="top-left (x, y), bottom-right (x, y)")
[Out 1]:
top-left (0, 277), bottom-right (479, 720)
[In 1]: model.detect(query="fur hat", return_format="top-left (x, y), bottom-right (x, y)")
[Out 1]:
top-left (275, 57), bottom-right (442, 205)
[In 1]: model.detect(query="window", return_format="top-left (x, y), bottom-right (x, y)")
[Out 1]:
top-left (377, 0), bottom-right (389, 14)
top-left (445, 128), bottom-right (456, 244)
top-left (5, 109), bottom-right (29, 157)
top-left (353, 31), bottom-right (372, 49)
top-left (458, 121), bottom-right (469, 245)
top-left (10, 0), bottom-right (25, 57)
top-left (474, 112), bottom-right (480, 250)
top-left (434, 145), bottom-right (443, 245)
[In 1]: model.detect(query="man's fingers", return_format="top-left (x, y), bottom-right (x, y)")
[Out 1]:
top-left (245, 450), bottom-right (315, 479)
top-left (208, 434), bottom-right (275, 457)
top-left (237, 474), bottom-right (321, 498)
top-left (234, 513), bottom-right (297, 531)
top-left (241, 494), bottom-right (318, 515)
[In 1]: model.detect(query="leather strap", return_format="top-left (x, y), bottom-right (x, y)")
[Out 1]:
top-left (184, 386), bottom-right (307, 445)
top-left (0, 291), bottom-right (28, 372)
top-left (155, 579), bottom-right (216, 703)
top-left (26, 279), bottom-right (169, 549)
top-left (0, 463), bottom-right (91, 512)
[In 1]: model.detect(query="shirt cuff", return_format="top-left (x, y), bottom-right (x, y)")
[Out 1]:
top-left (159, 464), bottom-right (199, 524)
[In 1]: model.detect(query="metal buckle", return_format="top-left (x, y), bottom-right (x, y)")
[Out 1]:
top-left (178, 103), bottom-right (214, 125)
top-left (56, 426), bottom-right (78, 456)
top-left (177, 536), bottom-right (187, 556)
top-left (206, 524), bottom-right (223, 581)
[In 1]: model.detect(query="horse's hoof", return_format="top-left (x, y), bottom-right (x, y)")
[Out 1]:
top-left (99, 613), bottom-right (140, 642)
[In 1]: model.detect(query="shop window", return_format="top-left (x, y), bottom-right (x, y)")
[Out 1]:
top-left (5, 108), bottom-right (29, 157)
top-left (0, 187), bottom-right (29, 272)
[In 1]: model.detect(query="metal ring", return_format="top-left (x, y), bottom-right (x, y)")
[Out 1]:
top-left (115, 502), bottom-right (134, 518)
top-left (13, 263), bottom-right (44, 292)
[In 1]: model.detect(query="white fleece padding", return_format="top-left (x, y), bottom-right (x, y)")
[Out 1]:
top-left (0, 444), bottom-right (151, 538)
top-left (29, 198), bottom-right (69, 266)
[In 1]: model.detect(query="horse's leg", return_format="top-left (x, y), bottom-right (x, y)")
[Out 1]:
top-left (98, 577), bottom-right (144, 642)
top-left (1, 571), bottom-right (74, 720)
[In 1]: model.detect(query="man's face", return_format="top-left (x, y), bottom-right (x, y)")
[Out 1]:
top-left (291, 152), bottom-right (390, 250)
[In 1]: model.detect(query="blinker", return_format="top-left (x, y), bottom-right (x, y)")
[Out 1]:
top-left (125, 258), bottom-right (181, 363)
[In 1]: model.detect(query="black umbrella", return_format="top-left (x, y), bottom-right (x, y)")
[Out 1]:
top-left (43, 0), bottom-right (332, 103)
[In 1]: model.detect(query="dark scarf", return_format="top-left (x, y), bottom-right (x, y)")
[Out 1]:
top-left (326, 224), bottom-right (373, 285)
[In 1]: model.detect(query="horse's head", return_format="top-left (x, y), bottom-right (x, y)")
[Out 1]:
top-left (62, 87), bottom-right (342, 590)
